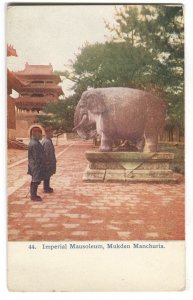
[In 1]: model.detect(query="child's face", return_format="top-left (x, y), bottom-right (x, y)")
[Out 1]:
top-left (46, 131), bottom-right (53, 138)
top-left (35, 131), bottom-right (42, 140)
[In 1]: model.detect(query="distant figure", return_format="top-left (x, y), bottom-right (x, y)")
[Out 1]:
top-left (28, 127), bottom-right (45, 201)
top-left (42, 127), bottom-right (56, 193)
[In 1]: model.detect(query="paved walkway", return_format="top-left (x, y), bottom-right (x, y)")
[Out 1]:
top-left (8, 141), bottom-right (184, 241)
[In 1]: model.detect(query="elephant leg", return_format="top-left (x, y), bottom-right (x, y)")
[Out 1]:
top-left (99, 133), bottom-right (113, 152)
top-left (135, 136), bottom-right (145, 152)
top-left (145, 135), bottom-right (158, 152)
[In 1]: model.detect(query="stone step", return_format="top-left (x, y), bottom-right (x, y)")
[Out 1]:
top-left (83, 169), bottom-right (176, 183)
top-left (86, 151), bottom-right (174, 162)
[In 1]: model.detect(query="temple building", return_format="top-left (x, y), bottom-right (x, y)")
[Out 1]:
top-left (7, 45), bottom-right (26, 141)
top-left (13, 63), bottom-right (64, 138)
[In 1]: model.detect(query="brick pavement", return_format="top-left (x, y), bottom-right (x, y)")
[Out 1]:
top-left (8, 148), bottom-right (27, 165)
top-left (8, 141), bottom-right (184, 241)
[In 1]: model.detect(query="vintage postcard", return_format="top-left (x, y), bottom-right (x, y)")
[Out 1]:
top-left (7, 3), bottom-right (185, 291)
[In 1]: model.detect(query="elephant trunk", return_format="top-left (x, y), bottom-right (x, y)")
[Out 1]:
top-left (73, 104), bottom-right (89, 139)
top-left (74, 98), bottom-right (97, 140)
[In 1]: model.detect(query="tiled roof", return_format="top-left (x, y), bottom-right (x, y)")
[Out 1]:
top-left (16, 63), bottom-right (54, 75)
top-left (7, 70), bottom-right (28, 93)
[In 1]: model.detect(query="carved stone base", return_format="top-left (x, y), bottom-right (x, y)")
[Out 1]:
top-left (83, 152), bottom-right (177, 183)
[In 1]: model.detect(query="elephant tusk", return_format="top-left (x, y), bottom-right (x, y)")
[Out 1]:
top-left (72, 114), bottom-right (88, 131)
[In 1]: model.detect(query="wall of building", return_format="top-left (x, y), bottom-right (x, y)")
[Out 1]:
top-left (7, 96), bottom-right (16, 139)
top-left (15, 110), bottom-right (42, 138)
top-left (8, 129), bottom-right (16, 140)
top-left (7, 96), bottom-right (16, 129)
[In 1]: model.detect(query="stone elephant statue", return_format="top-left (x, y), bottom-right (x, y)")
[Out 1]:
top-left (73, 87), bottom-right (166, 152)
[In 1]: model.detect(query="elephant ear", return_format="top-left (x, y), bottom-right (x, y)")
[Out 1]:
top-left (84, 90), bottom-right (107, 114)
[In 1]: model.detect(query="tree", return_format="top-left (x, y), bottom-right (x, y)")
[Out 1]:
top-left (106, 5), bottom-right (184, 131)
top-left (57, 5), bottom-right (184, 136)
top-left (36, 95), bottom-right (78, 144)
top-left (72, 42), bottom-right (154, 90)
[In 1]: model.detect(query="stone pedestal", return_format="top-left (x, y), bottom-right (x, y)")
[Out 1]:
top-left (83, 152), bottom-right (177, 183)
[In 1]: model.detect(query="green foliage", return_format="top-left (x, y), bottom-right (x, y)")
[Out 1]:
top-left (72, 42), bottom-right (154, 91)
top-left (36, 95), bottom-right (79, 135)
top-left (54, 5), bottom-right (184, 134)
top-left (106, 5), bottom-right (184, 130)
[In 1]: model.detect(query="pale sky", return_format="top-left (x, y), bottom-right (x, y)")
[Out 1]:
top-left (7, 5), bottom-right (117, 95)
